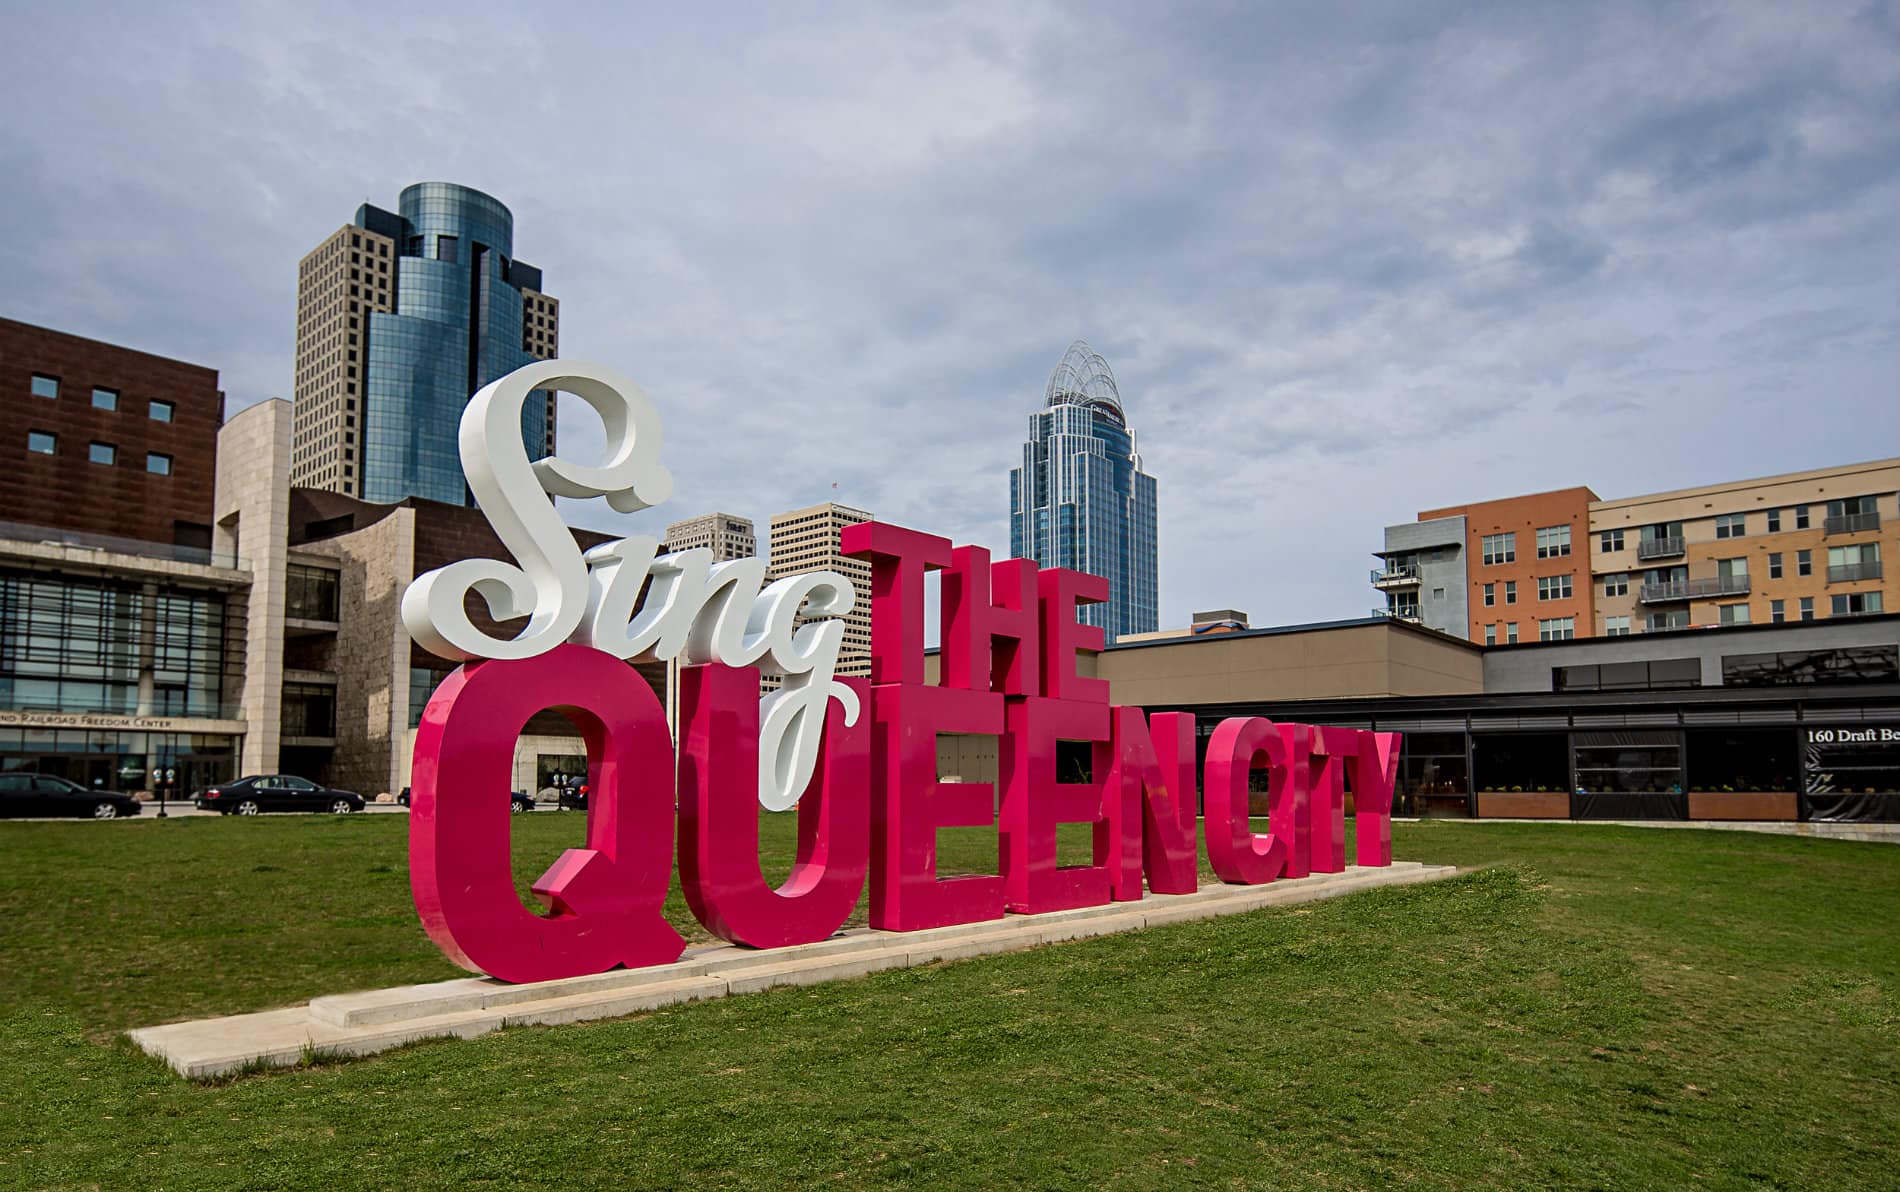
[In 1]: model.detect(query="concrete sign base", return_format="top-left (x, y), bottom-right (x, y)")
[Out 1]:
top-left (129, 862), bottom-right (1455, 1080)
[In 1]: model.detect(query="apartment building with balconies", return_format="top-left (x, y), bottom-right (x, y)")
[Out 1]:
top-left (1591, 459), bottom-right (1898, 635)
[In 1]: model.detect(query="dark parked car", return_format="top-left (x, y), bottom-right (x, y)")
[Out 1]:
top-left (0, 773), bottom-right (143, 820)
top-left (196, 775), bottom-right (365, 815)
top-left (399, 787), bottom-right (537, 814)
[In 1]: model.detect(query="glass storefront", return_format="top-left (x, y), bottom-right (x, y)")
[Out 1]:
top-left (0, 728), bottom-right (236, 794)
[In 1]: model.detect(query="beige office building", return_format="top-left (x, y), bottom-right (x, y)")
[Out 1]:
top-left (768, 502), bottom-right (873, 678)
top-left (290, 223), bottom-right (397, 496)
top-left (1590, 459), bottom-right (1898, 636)
top-left (664, 513), bottom-right (757, 561)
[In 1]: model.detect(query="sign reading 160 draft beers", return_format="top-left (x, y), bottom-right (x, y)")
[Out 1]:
top-left (403, 360), bottom-right (1406, 984)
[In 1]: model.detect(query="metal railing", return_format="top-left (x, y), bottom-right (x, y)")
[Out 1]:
top-left (1638, 574), bottom-right (1752, 604)
top-left (1372, 606), bottom-right (1422, 623)
top-left (1827, 561), bottom-right (1883, 583)
top-left (1824, 511), bottom-right (1881, 535)
top-left (1369, 564), bottom-right (1421, 587)
top-left (0, 519), bottom-right (249, 570)
top-left (1636, 535), bottom-right (1686, 561)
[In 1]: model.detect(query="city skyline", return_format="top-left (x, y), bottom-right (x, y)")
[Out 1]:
top-left (2, 2), bottom-right (1894, 626)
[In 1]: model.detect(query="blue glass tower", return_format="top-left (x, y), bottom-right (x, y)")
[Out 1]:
top-left (314, 183), bottom-right (554, 506)
top-left (1009, 342), bottom-right (1159, 642)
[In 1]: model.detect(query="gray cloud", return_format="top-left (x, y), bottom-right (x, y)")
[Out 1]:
top-left (0, 0), bottom-right (1893, 629)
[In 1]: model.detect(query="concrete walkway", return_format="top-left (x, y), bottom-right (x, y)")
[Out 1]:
top-left (1403, 817), bottom-right (1900, 844)
top-left (128, 861), bottom-right (1456, 1080)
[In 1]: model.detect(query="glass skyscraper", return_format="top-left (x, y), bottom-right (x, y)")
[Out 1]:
top-left (1010, 341), bottom-right (1159, 642)
top-left (291, 182), bottom-right (560, 506)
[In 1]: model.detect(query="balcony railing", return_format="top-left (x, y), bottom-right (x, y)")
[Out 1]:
top-left (1370, 564), bottom-right (1422, 588)
top-left (1824, 511), bottom-right (1881, 535)
top-left (1636, 535), bottom-right (1686, 561)
top-left (1372, 607), bottom-right (1422, 624)
top-left (1827, 561), bottom-right (1883, 584)
top-left (1638, 574), bottom-right (1752, 604)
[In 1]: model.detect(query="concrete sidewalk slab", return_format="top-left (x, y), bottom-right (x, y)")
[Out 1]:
top-left (129, 861), bottom-right (1458, 1079)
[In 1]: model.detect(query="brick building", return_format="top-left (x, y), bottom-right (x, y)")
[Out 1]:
top-left (1, 317), bottom-right (224, 550)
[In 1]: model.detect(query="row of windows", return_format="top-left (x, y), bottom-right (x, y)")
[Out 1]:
top-left (1480, 526), bottom-right (1573, 566)
top-left (24, 433), bottom-right (170, 473)
top-left (28, 375), bottom-right (175, 421)
top-left (1593, 542), bottom-right (1885, 592)
top-left (1598, 496), bottom-right (1885, 551)
top-left (1481, 577), bottom-right (1585, 604)
top-left (1479, 618), bottom-right (1576, 644)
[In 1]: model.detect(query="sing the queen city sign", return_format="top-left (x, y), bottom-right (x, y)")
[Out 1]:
top-left (402, 360), bottom-right (1404, 984)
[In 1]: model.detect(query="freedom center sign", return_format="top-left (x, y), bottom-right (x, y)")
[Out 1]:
top-left (401, 360), bottom-right (1404, 985)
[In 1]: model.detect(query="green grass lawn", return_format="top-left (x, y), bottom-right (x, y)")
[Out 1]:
top-left (1, 813), bottom-right (1896, 1189)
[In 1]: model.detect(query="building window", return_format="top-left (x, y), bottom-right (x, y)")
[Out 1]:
top-left (1537, 575), bottom-right (1573, 601)
top-left (1794, 505), bottom-right (1810, 530)
top-left (1770, 599), bottom-right (1785, 623)
top-left (1799, 597), bottom-right (1814, 621)
top-left (1505, 581), bottom-right (1517, 605)
top-left (1481, 532), bottom-right (1515, 566)
top-left (1718, 603), bottom-right (1750, 625)
top-left (92, 387), bottom-right (119, 411)
top-left (149, 400), bottom-right (174, 423)
top-left (27, 430), bottom-right (56, 455)
top-left (1722, 647), bottom-right (1898, 686)
top-left (88, 442), bottom-right (116, 466)
top-left (1649, 610), bottom-right (1689, 632)
top-left (1796, 549), bottom-right (1812, 577)
top-left (1830, 592), bottom-right (1884, 617)
top-left (1535, 525), bottom-right (1572, 558)
top-left (30, 374), bottom-right (58, 399)
top-left (1768, 553), bottom-right (1782, 580)
top-left (0, 572), bottom-right (231, 717)
top-left (282, 683), bottom-right (336, 738)
top-left (1603, 573), bottom-right (1628, 597)
top-left (1766, 509), bottom-right (1781, 532)
top-left (1599, 529), bottom-right (1625, 553)
top-left (1573, 730), bottom-right (1682, 795)
top-left (146, 453), bottom-right (172, 476)
top-left (1714, 513), bottom-right (1746, 539)
top-left (1538, 617), bottom-right (1575, 641)
top-left (1556, 659), bottom-right (1698, 691)
top-left (1482, 583), bottom-right (1495, 607)
top-left (1604, 615), bottom-right (1631, 636)
top-left (1506, 623), bottom-right (1518, 644)
top-left (1483, 624), bottom-right (1496, 646)
top-left (284, 564), bottom-right (340, 621)
top-left (1827, 543), bottom-right (1881, 581)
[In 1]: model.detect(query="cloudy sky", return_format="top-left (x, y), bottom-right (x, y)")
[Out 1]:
top-left (3, 1), bottom-right (1895, 627)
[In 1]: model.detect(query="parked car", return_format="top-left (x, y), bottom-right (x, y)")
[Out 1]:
top-left (195, 775), bottom-right (365, 815)
top-left (0, 773), bottom-right (143, 820)
top-left (399, 787), bottom-right (536, 814)
top-left (557, 780), bottom-right (590, 812)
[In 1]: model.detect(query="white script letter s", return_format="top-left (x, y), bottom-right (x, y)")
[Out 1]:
top-left (401, 361), bottom-right (673, 661)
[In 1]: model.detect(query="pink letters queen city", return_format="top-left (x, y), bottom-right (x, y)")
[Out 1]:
top-left (402, 360), bottom-right (1404, 984)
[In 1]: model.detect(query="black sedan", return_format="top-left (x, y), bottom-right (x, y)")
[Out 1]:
top-left (399, 787), bottom-right (537, 814)
top-left (0, 773), bottom-right (143, 819)
top-left (196, 775), bottom-right (365, 815)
